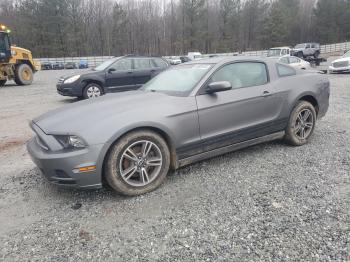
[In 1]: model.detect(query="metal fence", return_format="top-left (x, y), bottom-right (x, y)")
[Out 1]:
top-left (37, 41), bottom-right (350, 67)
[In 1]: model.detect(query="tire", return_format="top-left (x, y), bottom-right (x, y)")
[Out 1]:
top-left (83, 83), bottom-right (103, 99)
top-left (14, 64), bottom-right (33, 85)
top-left (314, 51), bottom-right (320, 59)
top-left (284, 101), bottom-right (317, 146)
top-left (105, 130), bottom-right (170, 196)
top-left (0, 80), bottom-right (6, 86)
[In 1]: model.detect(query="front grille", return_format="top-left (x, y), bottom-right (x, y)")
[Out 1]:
top-left (333, 61), bottom-right (349, 68)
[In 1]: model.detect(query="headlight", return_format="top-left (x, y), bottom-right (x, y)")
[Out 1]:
top-left (55, 135), bottom-right (86, 149)
top-left (64, 75), bottom-right (80, 84)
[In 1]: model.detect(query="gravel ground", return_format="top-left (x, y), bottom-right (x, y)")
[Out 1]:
top-left (0, 69), bottom-right (349, 261)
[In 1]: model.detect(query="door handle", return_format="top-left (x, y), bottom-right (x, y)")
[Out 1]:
top-left (262, 91), bottom-right (272, 97)
top-left (127, 71), bottom-right (133, 74)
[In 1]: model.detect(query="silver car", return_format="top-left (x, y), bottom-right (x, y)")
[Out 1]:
top-left (27, 57), bottom-right (330, 196)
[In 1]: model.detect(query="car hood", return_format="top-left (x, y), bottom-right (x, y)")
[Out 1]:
top-left (32, 91), bottom-right (196, 145)
top-left (332, 57), bottom-right (350, 63)
top-left (61, 70), bottom-right (100, 80)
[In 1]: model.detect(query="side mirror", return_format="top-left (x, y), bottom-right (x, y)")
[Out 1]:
top-left (108, 68), bottom-right (116, 73)
top-left (206, 81), bottom-right (232, 94)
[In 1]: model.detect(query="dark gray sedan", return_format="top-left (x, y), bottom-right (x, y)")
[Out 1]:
top-left (27, 57), bottom-right (330, 196)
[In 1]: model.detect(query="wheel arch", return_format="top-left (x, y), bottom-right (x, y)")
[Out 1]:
top-left (297, 94), bottom-right (319, 115)
top-left (16, 59), bottom-right (35, 72)
top-left (98, 125), bottom-right (178, 187)
top-left (82, 79), bottom-right (104, 94)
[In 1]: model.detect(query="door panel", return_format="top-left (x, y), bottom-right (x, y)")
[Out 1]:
top-left (132, 58), bottom-right (154, 88)
top-left (196, 62), bottom-right (285, 152)
top-left (105, 59), bottom-right (135, 92)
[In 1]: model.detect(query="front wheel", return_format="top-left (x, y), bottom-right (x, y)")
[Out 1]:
top-left (14, 64), bottom-right (33, 85)
top-left (105, 130), bottom-right (170, 196)
top-left (0, 80), bottom-right (6, 86)
top-left (83, 83), bottom-right (103, 99)
top-left (284, 101), bottom-right (317, 146)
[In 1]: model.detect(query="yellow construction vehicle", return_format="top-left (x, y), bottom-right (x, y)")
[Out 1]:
top-left (0, 24), bottom-right (39, 86)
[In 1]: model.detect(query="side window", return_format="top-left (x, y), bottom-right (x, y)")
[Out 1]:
top-left (110, 59), bottom-right (132, 71)
top-left (134, 59), bottom-right (151, 70)
top-left (277, 64), bottom-right (296, 77)
top-left (289, 57), bottom-right (299, 64)
top-left (280, 57), bottom-right (289, 64)
top-left (306, 44), bottom-right (311, 49)
top-left (152, 58), bottom-right (167, 68)
top-left (281, 49), bottom-right (287, 55)
top-left (210, 62), bottom-right (268, 89)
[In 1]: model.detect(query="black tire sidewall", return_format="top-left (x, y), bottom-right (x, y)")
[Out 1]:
top-left (83, 83), bottom-right (103, 99)
top-left (105, 130), bottom-right (170, 196)
top-left (285, 101), bottom-right (317, 146)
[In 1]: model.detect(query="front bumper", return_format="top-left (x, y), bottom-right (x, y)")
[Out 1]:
top-left (329, 65), bottom-right (350, 73)
top-left (56, 81), bottom-right (84, 97)
top-left (27, 137), bottom-right (104, 189)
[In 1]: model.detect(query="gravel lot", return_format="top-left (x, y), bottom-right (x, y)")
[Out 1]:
top-left (0, 69), bottom-right (349, 261)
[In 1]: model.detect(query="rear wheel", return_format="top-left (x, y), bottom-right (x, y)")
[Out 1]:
top-left (284, 101), bottom-right (317, 146)
top-left (0, 80), bottom-right (6, 86)
top-left (83, 83), bottom-right (103, 99)
top-left (105, 130), bottom-right (170, 196)
top-left (14, 64), bottom-right (33, 85)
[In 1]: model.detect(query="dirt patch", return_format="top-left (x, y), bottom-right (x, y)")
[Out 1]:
top-left (0, 138), bottom-right (28, 152)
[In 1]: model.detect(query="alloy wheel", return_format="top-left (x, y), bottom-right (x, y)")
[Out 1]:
top-left (86, 86), bottom-right (101, 98)
top-left (119, 140), bottom-right (163, 187)
top-left (294, 109), bottom-right (314, 140)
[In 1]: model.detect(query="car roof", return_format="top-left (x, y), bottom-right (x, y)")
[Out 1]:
top-left (183, 56), bottom-right (270, 65)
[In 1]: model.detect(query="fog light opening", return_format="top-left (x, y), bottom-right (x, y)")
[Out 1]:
top-left (73, 165), bottom-right (97, 173)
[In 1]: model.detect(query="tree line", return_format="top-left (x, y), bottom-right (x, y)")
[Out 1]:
top-left (0, 0), bottom-right (349, 58)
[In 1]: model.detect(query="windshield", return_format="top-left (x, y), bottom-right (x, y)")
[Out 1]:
top-left (142, 64), bottom-right (212, 95)
top-left (94, 58), bottom-right (116, 71)
top-left (0, 33), bottom-right (10, 50)
top-left (343, 51), bottom-right (350, 58)
top-left (267, 49), bottom-right (281, 57)
top-left (295, 44), bottom-right (305, 49)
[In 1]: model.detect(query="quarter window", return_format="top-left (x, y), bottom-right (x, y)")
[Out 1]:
top-left (210, 62), bottom-right (268, 89)
top-left (277, 64), bottom-right (296, 77)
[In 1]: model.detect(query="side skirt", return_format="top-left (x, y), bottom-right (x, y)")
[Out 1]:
top-left (177, 131), bottom-right (285, 168)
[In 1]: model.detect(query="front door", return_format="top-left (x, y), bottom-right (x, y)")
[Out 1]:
top-left (105, 58), bottom-right (135, 92)
top-left (195, 62), bottom-right (285, 152)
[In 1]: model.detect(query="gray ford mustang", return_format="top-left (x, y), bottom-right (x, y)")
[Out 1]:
top-left (27, 57), bottom-right (330, 196)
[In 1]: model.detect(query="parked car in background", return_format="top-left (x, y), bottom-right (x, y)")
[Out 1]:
top-left (167, 56), bottom-right (182, 65)
top-left (41, 62), bottom-right (52, 70)
top-left (267, 47), bottom-right (291, 57)
top-left (187, 52), bottom-right (203, 60)
top-left (329, 50), bottom-right (350, 73)
top-left (278, 56), bottom-right (311, 70)
top-left (52, 62), bottom-right (65, 70)
top-left (30, 56), bottom-right (330, 196)
top-left (56, 55), bottom-right (169, 99)
top-left (292, 43), bottom-right (321, 58)
top-left (79, 60), bottom-right (89, 69)
top-left (180, 56), bottom-right (191, 63)
top-left (65, 62), bottom-right (77, 69)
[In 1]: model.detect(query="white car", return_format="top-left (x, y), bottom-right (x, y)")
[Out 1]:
top-left (279, 56), bottom-right (311, 70)
top-left (167, 56), bottom-right (182, 65)
top-left (329, 50), bottom-right (350, 73)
